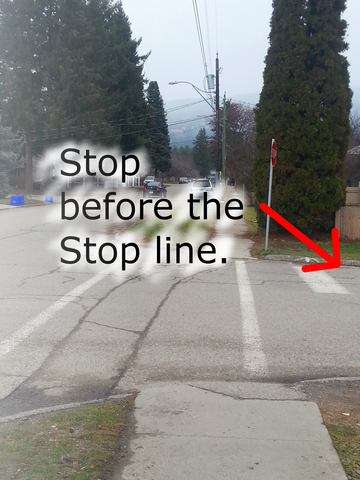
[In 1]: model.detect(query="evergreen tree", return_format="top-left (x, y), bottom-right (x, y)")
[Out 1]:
top-left (39, 0), bottom-right (107, 146)
top-left (0, 0), bottom-right (46, 190)
top-left (193, 128), bottom-right (211, 176)
top-left (0, 125), bottom-right (24, 197)
top-left (40, 0), bottom-right (150, 150)
top-left (146, 81), bottom-right (171, 175)
top-left (0, 0), bottom-right (151, 190)
top-left (252, 0), bottom-right (352, 233)
top-left (87, 0), bottom-right (151, 151)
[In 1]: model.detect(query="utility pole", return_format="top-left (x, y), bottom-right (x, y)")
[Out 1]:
top-left (215, 54), bottom-right (220, 188)
top-left (222, 93), bottom-right (226, 185)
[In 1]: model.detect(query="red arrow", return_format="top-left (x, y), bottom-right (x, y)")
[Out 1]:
top-left (260, 203), bottom-right (341, 273)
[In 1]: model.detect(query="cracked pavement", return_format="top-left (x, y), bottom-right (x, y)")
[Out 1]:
top-left (0, 187), bottom-right (359, 431)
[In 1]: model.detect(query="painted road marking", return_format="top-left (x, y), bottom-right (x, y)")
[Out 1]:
top-left (235, 260), bottom-right (267, 376)
top-left (0, 272), bottom-right (108, 360)
top-left (293, 266), bottom-right (351, 294)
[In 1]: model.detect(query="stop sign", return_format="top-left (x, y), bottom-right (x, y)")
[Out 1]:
top-left (271, 139), bottom-right (277, 167)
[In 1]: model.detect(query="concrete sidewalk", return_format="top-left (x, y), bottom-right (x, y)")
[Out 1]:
top-left (112, 187), bottom-right (346, 479)
top-left (115, 384), bottom-right (346, 479)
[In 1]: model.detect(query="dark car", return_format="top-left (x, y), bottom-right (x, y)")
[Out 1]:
top-left (143, 181), bottom-right (167, 198)
top-left (227, 177), bottom-right (235, 186)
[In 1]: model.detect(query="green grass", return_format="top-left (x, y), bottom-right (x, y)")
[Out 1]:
top-left (127, 209), bottom-right (215, 243)
top-left (243, 207), bottom-right (257, 235)
top-left (127, 218), bottom-right (166, 241)
top-left (326, 425), bottom-right (360, 479)
top-left (253, 241), bottom-right (360, 260)
top-left (0, 198), bottom-right (45, 205)
top-left (244, 206), bottom-right (360, 261)
top-left (0, 397), bottom-right (133, 480)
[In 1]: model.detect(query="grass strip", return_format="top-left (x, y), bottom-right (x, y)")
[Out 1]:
top-left (243, 207), bottom-right (257, 236)
top-left (0, 198), bottom-right (45, 205)
top-left (244, 206), bottom-right (360, 261)
top-left (326, 424), bottom-right (360, 479)
top-left (0, 397), bottom-right (133, 480)
top-left (127, 212), bottom-right (214, 243)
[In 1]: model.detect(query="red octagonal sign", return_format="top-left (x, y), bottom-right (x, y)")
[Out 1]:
top-left (271, 139), bottom-right (277, 167)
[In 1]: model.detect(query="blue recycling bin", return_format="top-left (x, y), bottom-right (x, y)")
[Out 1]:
top-left (45, 195), bottom-right (53, 203)
top-left (10, 195), bottom-right (25, 206)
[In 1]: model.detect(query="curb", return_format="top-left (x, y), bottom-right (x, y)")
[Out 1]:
top-left (0, 202), bottom-right (51, 211)
top-left (265, 254), bottom-right (360, 267)
top-left (0, 393), bottom-right (130, 424)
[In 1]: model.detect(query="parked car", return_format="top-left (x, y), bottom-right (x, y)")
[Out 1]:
top-left (227, 177), bottom-right (235, 186)
top-left (189, 178), bottom-right (213, 198)
top-left (144, 175), bottom-right (156, 186)
top-left (179, 177), bottom-right (188, 184)
top-left (143, 181), bottom-right (167, 198)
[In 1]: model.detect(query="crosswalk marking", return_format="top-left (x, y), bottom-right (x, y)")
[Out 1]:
top-left (235, 261), bottom-right (268, 376)
top-left (293, 266), bottom-right (351, 294)
top-left (0, 270), bottom-right (112, 360)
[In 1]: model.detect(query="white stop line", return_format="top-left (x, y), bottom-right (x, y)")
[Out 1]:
top-left (293, 266), bottom-right (350, 294)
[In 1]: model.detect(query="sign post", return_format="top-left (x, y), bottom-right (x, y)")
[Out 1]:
top-left (265, 139), bottom-right (277, 251)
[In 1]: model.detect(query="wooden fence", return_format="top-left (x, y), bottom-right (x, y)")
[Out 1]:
top-left (345, 187), bottom-right (359, 206)
top-left (335, 186), bottom-right (360, 241)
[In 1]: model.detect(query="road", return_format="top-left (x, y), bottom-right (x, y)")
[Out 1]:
top-left (0, 184), bottom-right (359, 418)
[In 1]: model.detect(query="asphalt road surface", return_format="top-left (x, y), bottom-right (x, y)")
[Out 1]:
top-left (0, 185), bottom-right (359, 418)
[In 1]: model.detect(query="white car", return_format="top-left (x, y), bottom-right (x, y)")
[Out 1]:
top-left (143, 175), bottom-right (156, 186)
top-left (189, 178), bottom-right (213, 198)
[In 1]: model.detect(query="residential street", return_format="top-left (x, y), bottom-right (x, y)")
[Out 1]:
top-left (0, 186), bottom-right (359, 478)
top-left (0, 188), bottom-right (359, 414)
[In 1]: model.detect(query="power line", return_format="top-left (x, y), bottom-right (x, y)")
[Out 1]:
top-left (192, 0), bottom-right (210, 83)
top-left (166, 99), bottom-right (206, 113)
top-left (27, 115), bottom-right (208, 148)
top-left (214, 0), bottom-right (218, 53)
top-left (204, 0), bottom-right (213, 75)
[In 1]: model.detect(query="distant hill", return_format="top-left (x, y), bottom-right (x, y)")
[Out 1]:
top-left (165, 97), bottom-right (214, 148)
top-left (166, 87), bottom-right (360, 147)
top-left (166, 93), bottom-right (259, 147)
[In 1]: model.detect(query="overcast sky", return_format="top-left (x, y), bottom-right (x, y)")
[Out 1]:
top-left (121, 0), bottom-right (360, 107)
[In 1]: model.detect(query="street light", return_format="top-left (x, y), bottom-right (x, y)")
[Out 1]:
top-left (169, 57), bottom-right (221, 189)
top-left (168, 81), bottom-right (214, 111)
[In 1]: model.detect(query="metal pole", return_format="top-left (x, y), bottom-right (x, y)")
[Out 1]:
top-left (215, 54), bottom-right (220, 188)
top-left (222, 93), bottom-right (226, 187)
top-left (264, 147), bottom-right (274, 251)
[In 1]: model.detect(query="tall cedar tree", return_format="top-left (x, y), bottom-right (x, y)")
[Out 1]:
top-left (0, 0), bottom-right (150, 190)
top-left (193, 128), bottom-right (212, 177)
top-left (0, 125), bottom-right (24, 197)
top-left (146, 81), bottom-right (171, 175)
top-left (252, 0), bottom-right (352, 233)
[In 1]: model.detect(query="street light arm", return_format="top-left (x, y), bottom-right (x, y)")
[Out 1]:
top-left (169, 81), bottom-right (215, 111)
top-left (169, 80), bottom-right (209, 93)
